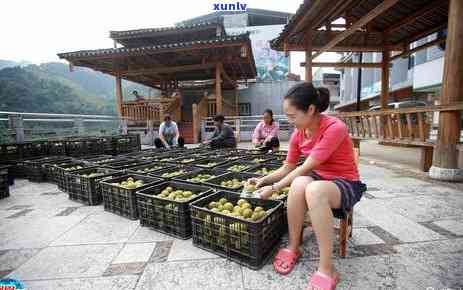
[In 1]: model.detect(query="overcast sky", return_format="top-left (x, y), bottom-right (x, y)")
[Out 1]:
top-left (1, 0), bottom-right (338, 78)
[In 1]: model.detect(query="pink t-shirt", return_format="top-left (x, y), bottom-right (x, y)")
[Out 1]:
top-left (252, 121), bottom-right (279, 143)
top-left (286, 114), bottom-right (359, 181)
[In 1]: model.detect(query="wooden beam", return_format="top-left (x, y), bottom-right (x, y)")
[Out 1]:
top-left (390, 37), bottom-right (446, 61)
top-left (121, 63), bottom-right (216, 76)
top-left (394, 22), bottom-right (447, 46)
top-left (217, 63), bottom-right (236, 87)
top-left (215, 63), bottom-right (223, 114)
top-left (301, 62), bottom-right (382, 68)
top-left (283, 44), bottom-right (399, 52)
top-left (385, 0), bottom-right (444, 35)
top-left (312, 0), bottom-right (400, 59)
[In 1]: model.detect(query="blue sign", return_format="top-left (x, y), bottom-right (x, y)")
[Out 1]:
top-left (0, 279), bottom-right (25, 290)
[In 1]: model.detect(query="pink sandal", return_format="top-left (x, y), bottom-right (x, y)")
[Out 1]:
top-left (273, 248), bottom-right (302, 275)
top-left (306, 271), bottom-right (341, 290)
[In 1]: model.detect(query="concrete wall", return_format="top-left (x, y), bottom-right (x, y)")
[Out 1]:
top-left (237, 80), bottom-right (302, 115)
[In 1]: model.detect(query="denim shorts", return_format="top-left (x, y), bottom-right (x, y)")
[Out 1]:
top-left (309, 171), bottom-right (366, 219)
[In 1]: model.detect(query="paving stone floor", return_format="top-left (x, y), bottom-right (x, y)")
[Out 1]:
top-left (1, 157), bottom-right (462, 289)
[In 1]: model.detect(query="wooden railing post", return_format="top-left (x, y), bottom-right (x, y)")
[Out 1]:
top-left (192, 103), bottom-right (199, 143)
top-left (235, 118), bottom-right (241, 143)
top-left (200, 119), bottom-right (207, 142)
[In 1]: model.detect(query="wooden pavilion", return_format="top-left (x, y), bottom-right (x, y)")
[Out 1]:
top-left (271, 0), bottom-right (463, 181)
top-left (58, 21), bottom-right (256, 143)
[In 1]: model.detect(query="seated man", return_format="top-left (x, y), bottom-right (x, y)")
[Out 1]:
top-left (154, 113), bottom-right (184, 149)
top-left (133, 90), bottom-right (145, 102)
top-left (202, 114), bottom-right (236, 149)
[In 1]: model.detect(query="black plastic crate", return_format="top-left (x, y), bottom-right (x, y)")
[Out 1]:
top-left (137, 153), bottom-right (167, 162)
top-left (102, 160), bottom-right (150, 171)
top-left (193, 158), bottom-right (229, 169)
top-left (73, 154), bottom-right (113, 162)
top-left (47, 140), bottom-right (66, 156)
top-left (215, 161), bottom-right (258, 173)
top-left (190, 191), bottom-right (285, 270)
top-left (0, 167), bottom-right (10, 199)
top-left (22, 141), bottom-right (49, 159)
top-left (173, 168), bottom-right (228, 184)
top-left (245, 164), bottom-right (281, 176)
top-left (66, 167), bottom-right (124, 205)
top-left (148, 165), bottom-right (199, 180)
top-left (136, 181), bottom-right (214, 239)
top-left (0, 144), bottom-right (22, 162)
top-left (245, 149), bottom-right (265, 155)
top-left (244, 154), bottom-right (277, 164)
top-left (172, 156), bottom-right (208, 165)
top-left (126, 163), bottom-right (174, 175)
top-left (55, 162), bottom-right (94, 191)
top-left (65, 138), bottom-right (106, 157)
top-left (85, 156), bottom-right (124, 165)
top-left (109, 135), bottom-right (141, 155)
top-left (204, 172), bottom-right (259, 192)
top-left (24, 156), bottom-right (71, 182)
top-left (100, 174), bottom-right (163, 219)
top-left (0, 165), bottom-right (14, 186)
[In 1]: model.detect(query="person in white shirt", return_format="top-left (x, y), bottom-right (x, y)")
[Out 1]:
top-left (154, 113), bottom-right (184, 149)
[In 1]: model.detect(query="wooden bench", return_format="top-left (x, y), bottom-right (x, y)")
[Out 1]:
top-left (351, 136), bottom-right (435, 172)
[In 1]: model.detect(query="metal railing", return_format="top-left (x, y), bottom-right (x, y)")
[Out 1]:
top-left (0, 111), bottom-right (124, 143)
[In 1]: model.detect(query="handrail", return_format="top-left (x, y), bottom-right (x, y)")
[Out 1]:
top-left (0, 111), bottom-right (120, 119)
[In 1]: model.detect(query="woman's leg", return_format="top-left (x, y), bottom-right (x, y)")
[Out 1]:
top-left (286, 176), bottom-right (315, 252)
top-left (154, 138), bottom-right (164, 148)
top-left (305, 181), bottom-right (342, 276)
top-left (269, 136), bottom-right (280, 150)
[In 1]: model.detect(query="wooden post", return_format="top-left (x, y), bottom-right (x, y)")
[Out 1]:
top-left (215, 63), bottom-right (223, 114)
top-left (305, 30), bottom-right (313, 82)
top-left (430, 0), bottom-right (463, 181)
top-left (115, 76), bottom-right (123, 117)
top-left (192, 103), bottom-right (199, 143)
top-left (380, 48), bottom-right (390, 138)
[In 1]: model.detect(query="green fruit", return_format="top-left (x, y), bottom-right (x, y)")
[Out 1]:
top-left (242, 208), bottom-right (253, 218)
top-left (218, 198), bottom-right (227, 205)
top-left (166, 187), bottom-right (173, 193)
top-left (251, 212), bottom-right (261, 221)
top-left (208, 202), bottom-right (218, 209)
top-left (223, 202), bottom-right (234, 212)
top-left (254, 206), bottom-right (264, 213)
top-left (237, 199), bottom-right (247, 206)
top-left (216, 204), bottom-right (224, 211)
top-left (241, 203), bottom-right (251, 210)
top-left (125, 183), bottom-right (136, 189)
top-left (221, 210), bottom-right (231, 215)
top-left (183, 191), bottom-right (193, 198)
top-left (211, 208), bottom-right (219, 213)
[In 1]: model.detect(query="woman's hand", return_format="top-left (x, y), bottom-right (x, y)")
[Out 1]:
top-left (247, 177), bottom-right (267, 188)
top-left (255, 185), bottom-right (274, 200)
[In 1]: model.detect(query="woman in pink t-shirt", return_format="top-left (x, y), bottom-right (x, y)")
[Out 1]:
top-left (249, 82), bottom-right (364, 290)
top-left (252, 109), bottom-right (280, 152)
